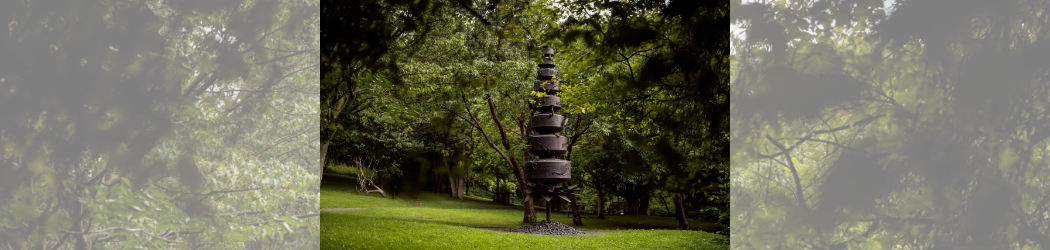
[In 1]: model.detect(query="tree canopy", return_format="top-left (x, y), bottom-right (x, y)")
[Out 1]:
top-left (732, 0), bottom-right (1050, 248)
top-left (0, 0), bottom-right (320, 248)
top-left (321, 0), bottom-right (727, 233)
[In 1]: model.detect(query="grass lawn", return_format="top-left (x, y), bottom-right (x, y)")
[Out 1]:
top-left (320, 174), bottom-right (728, 249)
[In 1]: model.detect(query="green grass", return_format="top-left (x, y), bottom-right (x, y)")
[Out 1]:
top-left (321, 174), bottom-right (524, 210)
top-left (321, 189), bottom-right (521, 210)
top-left (320, 174), bottom-right (727, 249)
top-left (321, 189), bottom-right (416, 208)
top-left (322, 210), bottom-right (726, 250)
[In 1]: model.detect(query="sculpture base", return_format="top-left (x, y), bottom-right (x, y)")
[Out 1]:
top-left (509, 220), bottom-right (586, 236)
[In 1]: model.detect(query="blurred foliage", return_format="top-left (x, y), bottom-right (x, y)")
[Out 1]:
top-left (0, 0), bottom-right (319, 248)
top-left (732, 0), bottom-right (1050, 248)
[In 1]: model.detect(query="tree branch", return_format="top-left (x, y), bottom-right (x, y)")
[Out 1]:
top-left (758, 115), bottom-right (883, 159)
top-left (766, 134), bottom-right (809, 212)
top-left (454, 0), bottom-right (492, 25)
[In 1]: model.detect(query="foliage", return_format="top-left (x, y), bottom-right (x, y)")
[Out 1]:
top-left (732, 0), bottom-right (1050, 248)
top-left (321, 0), bottom-right (728, 232)
top-left (0, 0), bottom-right (319, 248)
top-left (534, 0), bottom-right (730, 231)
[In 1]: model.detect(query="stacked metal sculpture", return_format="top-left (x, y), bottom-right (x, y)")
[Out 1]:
top-left (524, 45), bottom-right (578, 221)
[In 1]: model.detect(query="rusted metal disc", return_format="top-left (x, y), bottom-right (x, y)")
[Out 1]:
top-left (533, 80), bottom-right (560, 94)
top-left (527, 134), bottom-right (568, 157)
top-left (524, 158), bottom-right (571, 185)
top-left (537, 68), bottom-right (558, 80)
top-left (539, 57), bottom-right (555, 68)
top-left (530, 112), bottom-right (565, 133)
top-left (541, 46), bottom-right (555, 56)
top-left (529, 95), bottom-right (561, 112)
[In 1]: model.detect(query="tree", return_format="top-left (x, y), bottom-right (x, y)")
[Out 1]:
top-left (733, 0), bottom-right (1050, 248)
top-left (319, 0), bottom-right (447, 180)
top-left (540, 0), bottom-right (730, 231)
top-left (321, 0), bottom-right (729, 231)
top-left (0, 0), bottom-right (320, 248)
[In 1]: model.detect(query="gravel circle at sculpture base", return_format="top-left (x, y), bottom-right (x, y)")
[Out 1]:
top-left (508, 220), bottom-right (587, 236)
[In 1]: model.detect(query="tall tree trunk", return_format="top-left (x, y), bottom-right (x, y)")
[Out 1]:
top-left (448, 173), bottom-right (456, 199)
top-left (674, 195), bottom-right (690, 230)
top-left (320, 89), bottom-right (353, 182)
top-left (697, 199), bottom-right (704, 220)
top-left (443, 94), bottom-right (537, 222)
top-left (521, 190), bottom-right (537, 223)
top-left (72, 196), bottom-right (91, 250)
top-left (437, 170), bottom-right (446, 194)
top-left (456, 178), bottom-right (464, 199)
top-left (627, 196), bottom-right (640, 215)
top-left (596, 184), bottom-right (606, 220)
top-left (659, 192), bottom-right (672, 216)
top-left (570, 197), bottom-right (583, 225)
top-left (320, 140), bottom-right (330, 181)
top-left (483, 96), bottom-right (535, 223)
top-left (447, 154), bottom-right (456, 198)
top-left (640, 191), bottom-right (652, 216)
top-left (567, 182), bottom-right (583, 225)
top-left (495, 176), bottom-right (502, 203)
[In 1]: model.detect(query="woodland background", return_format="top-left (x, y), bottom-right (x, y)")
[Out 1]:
top-left (732, 0), bottom-right (1050, 249)
top-left (0, 0), bottom-right (320, 248)
top-left (321, 0), bottom-right (728, 234)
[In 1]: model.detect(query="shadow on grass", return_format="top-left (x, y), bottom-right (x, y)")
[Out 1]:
top-left (321, 173), bottom-right (717, 232)
top-left (323, 206), bottom-right (713, 233)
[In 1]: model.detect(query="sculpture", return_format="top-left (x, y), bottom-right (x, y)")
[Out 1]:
top-left (524, 45), bottom-right (579, 221)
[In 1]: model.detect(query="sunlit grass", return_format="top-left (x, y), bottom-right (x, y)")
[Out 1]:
top-left (321, 208), bottom-right (727, 250)
top-left (320, 178), bottom-right (726, 249)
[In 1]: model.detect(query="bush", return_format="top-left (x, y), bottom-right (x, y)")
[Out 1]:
top-left (326, 162), bottom-right (357, 177)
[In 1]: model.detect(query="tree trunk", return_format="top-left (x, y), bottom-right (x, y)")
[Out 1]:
top-left (456, 178), bottom-right (464, 199)
top-left (640, 191), bottom-right (652, 216)
top-left (522, 190), bottom-right (537, 223)
top-left (495, 176), bottom-right (502, 203)
top-left (448, 173), bottom-right (456, 199)
top-left (321, 89), bottom-right (352, 182)
top-left (435, 168), bottom-right (445, 194)
top-left (356, 161), bottom-right (387, 198)
top-left (73, 197), bottom-right (91, 250)
top-left (626, 196), bottom-right (640, 215)
top-left (659, 192), bottom-right (672, 216)
top-left (570, 185), bottom-right (583, 225)
top-left (365, 187), bottom-right (387, 197)
top-left (596, 185), bottom-right (606, 220)
top-left (484, 96), bottom-right (535, 223)
top-left (449, 94), bottom-right (536, 222)
top-left (697, 199), bottom-right (704, 220)
top-left (674, 196), bottom-right (690, 230)
top-left (320, 140), bottom-right (330, 181)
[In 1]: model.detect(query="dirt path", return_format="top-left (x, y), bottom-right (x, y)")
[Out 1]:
top-left (471, 227), bottom-right (606, 236)
top-left (320, 207), bottom-right (396, 211)
top-left (320, 207), bottom-right (520, 211)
